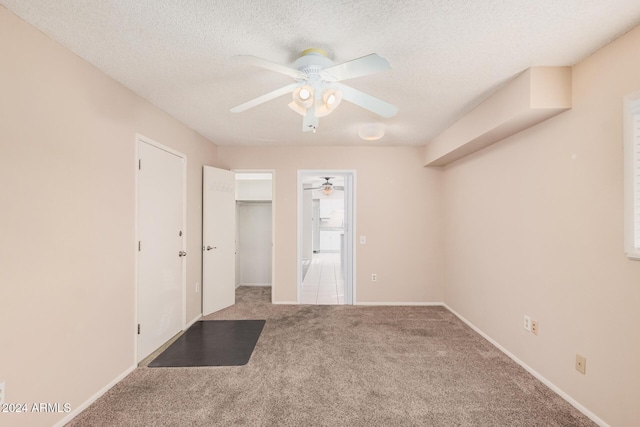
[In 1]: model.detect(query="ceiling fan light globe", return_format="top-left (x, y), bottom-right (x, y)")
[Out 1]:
top-left (299, 88), bottom-right (311, 100)
top-left (314, 89), bottom-right (343, 117)
top-left (314, 104), bottom-right (331, 117)
top-left (288, 100), bottom-right (307, 116)
top-left (323, 89), bottom-right (342, 109)
top-left (292, 85), bottom-right (314, 109)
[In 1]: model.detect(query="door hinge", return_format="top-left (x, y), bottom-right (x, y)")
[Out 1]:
top-left (137, 324), bottom-right (141, 335)
top-left (138, 159), bottom-right (141, 170)
top-left (138, 241), bottom-right (141, 251)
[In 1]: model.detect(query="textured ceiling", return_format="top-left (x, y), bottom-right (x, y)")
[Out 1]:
top-left (3, 1), bottom-right (640, 146)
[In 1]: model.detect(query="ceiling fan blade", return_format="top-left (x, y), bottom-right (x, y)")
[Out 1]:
top-left (333, 83), bottom-right (398, 118)
top-left (320, 53), bottom-right (392, 82)
top-left (230, 83), bottom-right (299, 113)
top-left (234, 55), bottom-right (306, 79)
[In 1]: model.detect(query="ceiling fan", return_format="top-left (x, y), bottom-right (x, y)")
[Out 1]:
top-left (230, 48), bottom-right (398, 133)
top-left (304, 177), bottom-right (343, 195)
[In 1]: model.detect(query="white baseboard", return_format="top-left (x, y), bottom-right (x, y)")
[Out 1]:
top-left (54, 314), bottom-right (201, 426)
top-left (275, 301), bottom-right (446, 306)
top-left (356, 301), bottom-right (445, 306)
top-left (443, 304), bottom-right (609, 427)
top-left (54, 364), bottom-right (136, 427)
top-left (239, 283), bottom-right (272, 287)
top-left (185, 314), bottom-right (201, 329)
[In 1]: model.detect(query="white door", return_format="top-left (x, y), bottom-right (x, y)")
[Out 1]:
top-left (137, 140), bottom-right (185, 362)
top-left (203, 166), bottom-right (236, 315)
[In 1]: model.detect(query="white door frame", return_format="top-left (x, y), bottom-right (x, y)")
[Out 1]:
top-left (233, 169), bottom-right (276, 302)
top-left (297, 170), bottom-right (356, 304)
top-left (134, 133), bottom-right (187, 363)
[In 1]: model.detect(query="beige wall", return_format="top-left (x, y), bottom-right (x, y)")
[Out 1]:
top-left (442, 26), bottom-right (640, 426)
top-left (0, 7), bottom-right (216, 427)
top-left (217, 146), bottom-right (444, 304)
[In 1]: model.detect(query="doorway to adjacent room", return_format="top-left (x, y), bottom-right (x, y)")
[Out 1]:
top-left (298, 170), bottom-right (355, 305)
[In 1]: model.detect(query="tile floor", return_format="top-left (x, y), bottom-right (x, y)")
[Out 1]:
top-left (300, 252), bottom-right (344, 305)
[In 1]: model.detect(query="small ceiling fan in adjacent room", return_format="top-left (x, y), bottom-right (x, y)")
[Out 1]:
top-left (303, 177), bottom-right (343, 195)
top-left (230, 49), bottom-right (398, 132)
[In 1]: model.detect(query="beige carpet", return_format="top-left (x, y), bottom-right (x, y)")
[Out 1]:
top-left (68, 287), bottom-right (595, 426)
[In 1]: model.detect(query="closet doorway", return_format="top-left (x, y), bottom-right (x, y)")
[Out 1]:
top-left (235, 172), bottom-right (274, 294)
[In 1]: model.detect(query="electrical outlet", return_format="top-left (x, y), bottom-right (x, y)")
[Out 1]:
top-left (531, 320), bottom-right (539, 335)
top-left (195, 282), bottom-right (199, 293)
top-left (0, 381), bottom-right (5, 405)
top-left (523, 315), bottom-right (531, 331)
top-left (371, 273), bottom-right (377, 282)
top-left (576, 354), bottom-right (587, 374)
top-left (360, 236), bottom-right (366, 244)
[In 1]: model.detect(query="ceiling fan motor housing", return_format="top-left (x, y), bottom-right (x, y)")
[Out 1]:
top-left (293, 50), bottom-right (334, 74)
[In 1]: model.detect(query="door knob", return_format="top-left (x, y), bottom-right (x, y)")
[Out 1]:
top-left (206, 246), bottom-right (216, 251)
top-left (179, 251), bottom-right (187, 257)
